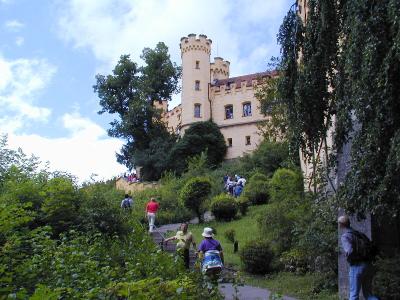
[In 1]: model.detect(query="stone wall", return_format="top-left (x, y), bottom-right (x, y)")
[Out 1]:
top-left (115, 178), bottom-right (160, 194)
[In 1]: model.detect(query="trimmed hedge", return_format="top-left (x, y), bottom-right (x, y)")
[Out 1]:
top-left (179, 177), bottom-right (211, 223)
top-left (240, 240), bottom-right (274, 275)
top-left (210, 194), bottom-right (238, 221)
top-left (242, 173), bottom-right (269, 205)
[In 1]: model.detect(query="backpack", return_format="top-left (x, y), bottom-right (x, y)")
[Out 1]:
top-left (122, 198), bottom-right (132, 209)
top-left (348, 230), bottom-right (377, 264)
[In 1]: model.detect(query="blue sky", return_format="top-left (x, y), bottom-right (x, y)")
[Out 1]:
top-left (0, 0), bottom-right (292, 182)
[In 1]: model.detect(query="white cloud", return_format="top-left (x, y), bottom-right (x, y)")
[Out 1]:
top-left (0, 55), bottom-right (56, 132)
top-left (5, 19), bottom-right (24, 31)
top-left (57, 0), bottom-right (292, 76)
top-left (15, 36), bottom-right (24, 46)
top-left (6, 112), bottom-right (125, 183)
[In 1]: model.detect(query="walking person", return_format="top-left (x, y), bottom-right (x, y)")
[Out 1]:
top-left (198, 227), bottom-right (224, 277)
top-left (120, 194), bottom-right (133, 210)
top-left (338, 215), bottom-right (379, 300)
top-left (145, 197), bottom-right (159, 233)
top-left (164, 223), bottom-right (196, 269)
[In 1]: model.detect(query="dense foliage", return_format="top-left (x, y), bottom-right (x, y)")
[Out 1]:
top-left (242, 173), bottom-right (269, 205)
top-left (169, 121), bottom-right (227, 175)
top-left (210, 194), bottom-right (238, 221)
top-left (240, 240), bottom-right (274, 275)
top-left (373, 254), bottom-right (400, 299)
top-left (0, 138), bottom-right (218, 299)
top-left (179, 177), bottom-right (212, 223)
top-left (335, 0), bottom-right (400, 218)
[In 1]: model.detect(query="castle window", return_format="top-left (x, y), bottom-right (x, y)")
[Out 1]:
top-left (194, 104), bottom-right (201, 118)
top-left (227, 138), bottom-right (232, 147)
top-left (243, 102), bottom-right (252, 117)
top-left (245, 136), bottom-right (251, 145)
top-left (195, 80), bottom-right (200, 91)
top-left (225, 105), bottom-right (233, 119)
top-left (195, 61), bottom-right (200, 69)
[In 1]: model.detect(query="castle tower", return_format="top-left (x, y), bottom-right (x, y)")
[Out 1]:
top-left (180, 34), bottom-right (212, 129)
top-left (210, 57), bottom-right (230, 82)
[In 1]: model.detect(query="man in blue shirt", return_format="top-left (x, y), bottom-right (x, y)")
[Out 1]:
top-left (338, 215), bottom-right (378, 300)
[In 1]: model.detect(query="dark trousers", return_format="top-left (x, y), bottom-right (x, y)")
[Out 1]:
top-left (180, 248), bottom-right (190, 269)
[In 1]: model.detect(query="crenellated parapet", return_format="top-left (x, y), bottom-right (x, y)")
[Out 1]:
top-left (211, 57), bottom-right (230, 81)
top-left (180, 34), bottom-right (212, 56)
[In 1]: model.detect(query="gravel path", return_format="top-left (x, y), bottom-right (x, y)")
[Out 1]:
top-left (152, 223), bottom-right (298, 300)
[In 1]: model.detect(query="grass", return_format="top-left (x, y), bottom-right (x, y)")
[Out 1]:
top-left (188, 204), bottom-right (265, 267)
top-left (244, 272), bottom-right (338, 300)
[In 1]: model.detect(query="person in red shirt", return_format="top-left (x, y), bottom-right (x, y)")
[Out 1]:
top-left (145, 197), bottom-right (159, 233)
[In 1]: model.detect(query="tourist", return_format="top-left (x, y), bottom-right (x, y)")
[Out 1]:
top-left (226, 176), bottom-right (236, 196)
top-left (145, 197), bottom-right (159, 233)
top-left (164, 223), bottom-right (196, 269)
top-left (338, 215), bottom-right (378, 300)
top-left (234, 182), bottom-right (243, 198)
top-left (237, 176), bottom-right (246, 186)
top-left (198, 227), bottom-right (224, 276)
top-left (120, 194), bottom-right (133, 210)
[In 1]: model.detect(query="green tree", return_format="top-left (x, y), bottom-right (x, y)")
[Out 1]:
top-left (169, 121), bottom-right (227, 174)
top-left (94, 43), bottom-right (181, 179)
top-left (179, 177), bottom-right (212, 223)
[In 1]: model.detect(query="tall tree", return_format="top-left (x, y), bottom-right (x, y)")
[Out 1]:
top-left (169, 121), bottom-right (227, 175)
top-left (94, 43), bottom-right (181, 177)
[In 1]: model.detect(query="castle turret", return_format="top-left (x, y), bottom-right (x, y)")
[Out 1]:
top-left (210, 57), bottom-right (230, 82)
top-left (180, 34), bottom-right (212, 129)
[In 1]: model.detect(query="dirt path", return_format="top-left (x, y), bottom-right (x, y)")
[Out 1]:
top-left (151, 223), bottom-right (298, 300)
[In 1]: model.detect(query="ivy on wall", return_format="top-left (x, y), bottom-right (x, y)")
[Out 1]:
top-left (273, 0), bottom-right (400, 218)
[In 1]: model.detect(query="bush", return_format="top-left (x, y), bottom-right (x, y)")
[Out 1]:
top-left (243, 173), bottom-right (269, 205)
top-left (373, 254), bottom-right (400, 299)
top-left (269, 168), bottom-right (303, 203)
top-left (224, 229), bottom-right (236, 243)
top-left (210, 194), bottom-right (238, 221)
top-left (179, 177), bottom-right (211, 223)
top-left (240, 140), bottom-right (290, 177)
top-left (240, 240), bottom-right (274, 275)
top-left (236, 196), bottom-right (249, 216)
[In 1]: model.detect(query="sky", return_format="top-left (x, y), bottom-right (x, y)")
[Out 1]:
top-left (0, 0), bottom-right (292, 183)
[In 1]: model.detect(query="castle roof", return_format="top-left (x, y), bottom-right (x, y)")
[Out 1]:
top-left (211, 70), bottom-right (277, 88)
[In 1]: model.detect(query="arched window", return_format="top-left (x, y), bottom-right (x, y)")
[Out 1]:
top-left (242, 102), bottom-right (252, 117)
top-left (225, 105), bottom-right (233, 119)
top-left (195, 80), bottom-right (200, 91)
top-left (194, 103), bottom-right (201, 118)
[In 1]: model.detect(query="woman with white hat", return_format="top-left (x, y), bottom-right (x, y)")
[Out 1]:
top-left (198, 227), bottom-right (224, 276)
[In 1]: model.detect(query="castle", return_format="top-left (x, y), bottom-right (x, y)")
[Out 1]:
top-left (156, 34), bottom-right (276, 159)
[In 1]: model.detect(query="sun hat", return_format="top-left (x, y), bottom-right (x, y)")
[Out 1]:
top-left (202, 227), bottom-right (214, 238)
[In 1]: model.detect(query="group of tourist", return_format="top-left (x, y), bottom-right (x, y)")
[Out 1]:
top-left (121, 194), bottom-right (223, 273)
top-left (123, 173), bottom-right (140, 183)
top-left (121, 188), bottom-right (378, 299)
top-left (223, 174), bottom-right (246, 197)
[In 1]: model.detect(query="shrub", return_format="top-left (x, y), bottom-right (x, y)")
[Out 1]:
top-left (224, 229), bottom-right (236, 243)
top-left (373, 254), bottom-right (400, 299)
top-left (269, 168), bottom-right (303, 203)
top-left (240, 240), bottom-right (274, 274)
top-left (210, 194), bottom-right (238, 221)
top-left (280, 248), bottom-right (309, 273)
top-left (239, 140), bottom-right (290, 177)
top-left (236, 196), bottom-right (249, 216)
top-left (243, 173), bottom-right (269, 205)
top-left (179, 177), bottom-right (211, 223)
